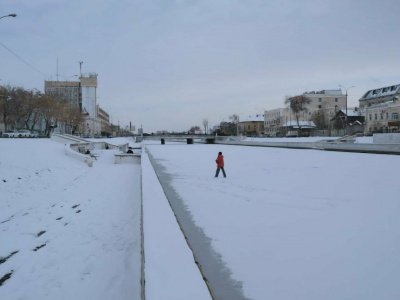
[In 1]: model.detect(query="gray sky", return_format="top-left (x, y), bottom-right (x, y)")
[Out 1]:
top-left (1, 0), bottom-right (399, 132)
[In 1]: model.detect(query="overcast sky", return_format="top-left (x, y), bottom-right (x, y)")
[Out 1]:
top-left (1, 0), bottom-right (399, 132)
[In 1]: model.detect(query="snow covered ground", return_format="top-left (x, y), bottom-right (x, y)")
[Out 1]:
top-left (145, 142), bottom-right (400, 300)
top-left (243, 136), bottom-right (374, 143)
top-left (0, 139), bottom-right (142, 300)
top-left (1, 137), bottom-right (398, 300)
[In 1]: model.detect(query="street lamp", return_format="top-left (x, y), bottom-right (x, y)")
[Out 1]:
top-left (0, 14), bottom-right (17, 20)
top-left (339, 85), bottom-right (355, 135)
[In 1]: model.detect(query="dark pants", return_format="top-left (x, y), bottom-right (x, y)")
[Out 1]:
top-left (215, 167), bottom-right (226, 177)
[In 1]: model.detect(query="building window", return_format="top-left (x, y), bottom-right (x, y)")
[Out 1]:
top-left (386, 112), bottom-right (389, 119)
top-left (369, 114), bottom-right (372, 120)
top-left (381, 113), bottom-right (383, 120)
top-left (335, 98), bottom-right (338, 102)
top-left (318, 105), bottom-right (322, 109)
top-left (375, 114), bottom-right (377, 120)
top-left (319, 98), bottom-right (322, 102)
top-left (392, 113), bottom-right (399, 120)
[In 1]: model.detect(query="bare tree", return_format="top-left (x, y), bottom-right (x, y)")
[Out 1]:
top-left (310, 109), bottom-right (328, 130)
top-left (229, 114), bottom-right (239, 135)
top-left (36, 94), bottom-right (67, 137)
top-left (189, 126), bottom-right (201, 134)
top-left (202, 118), bottom-right (209, 134)
top-left (284, 95), bottom-right (312, 133)
top-left (60, 106), bottom-right (86, 134)
top-left (24, 89), bottom-right (42, 130)
top-left (0, 85), bottom-right (12, 129)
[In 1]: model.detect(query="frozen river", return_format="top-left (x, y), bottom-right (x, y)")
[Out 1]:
top-left (146, 142), bottom-right (400, 300)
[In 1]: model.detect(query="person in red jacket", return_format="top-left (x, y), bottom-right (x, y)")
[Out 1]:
top-left (215, 152), bottom-right (226, 178)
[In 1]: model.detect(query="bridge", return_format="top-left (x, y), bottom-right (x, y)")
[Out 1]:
top-left (141, 135), bottom-right (216, 144)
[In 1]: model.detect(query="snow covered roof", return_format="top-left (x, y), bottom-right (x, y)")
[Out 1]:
top-left (282, 120), bottom-right (316, 128)
top-left (338, 109), bottom-right (364, 117)
top-left (304, 89), bottom-right (342, 96)
top-left (360, 84), bottom-right (400, 101)
top-left (240, 115), bottom-right (264, 122)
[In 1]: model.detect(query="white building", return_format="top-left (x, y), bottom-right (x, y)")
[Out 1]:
top-left (45, 73), bottom-right (103, 135)
top-left (359, 84), bottom-right (400, 108)
top-left (365, 99), bottom-right (400, 133)
top-left (264, 89), bottom-right (346, 136)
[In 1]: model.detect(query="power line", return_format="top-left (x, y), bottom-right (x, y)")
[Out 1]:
top-left (0, 41), bottom-right (47, 78)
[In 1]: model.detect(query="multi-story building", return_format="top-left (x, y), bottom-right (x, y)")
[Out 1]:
top-left (264, 108), bottom-right (290, 136)
top-left (359, 84), bottom-right (400, 108)
top-left (264, 89), bottom-right (346, 136)
top-left (239, 115), bottom-right (264, 136)
top-left (302, 89), bottom-right (346, 118)
top-left (44, 74), bottom-right (103, 135)
top-left (97, 105), bottom-right (110, 136)
top-left (364, 99), bottom-right (400, 133)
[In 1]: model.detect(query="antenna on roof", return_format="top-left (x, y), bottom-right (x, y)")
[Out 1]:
top-left (79, 61), bottom-right (83, 77)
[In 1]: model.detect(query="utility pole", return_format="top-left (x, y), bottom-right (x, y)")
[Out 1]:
top-left (339, 85), bottom-right (355, 136)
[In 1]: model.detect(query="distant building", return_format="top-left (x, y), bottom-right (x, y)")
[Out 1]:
top-left (364, 99), bottom-right (400, 133)
top-left (330, 108), bottom-right (365, 135)
top-left (44, 74), bottom-right (106, 135)
top-left (239, 115), bottom-right (264, 136)
top-left (264, 89), bottom-right (346, 136)
top-left (302, 89), bottom-right (346, 118)
top-left (264, 108), bottom-right (290, 136)
top-left (359, 84), bottom-right (400, 108)
top-left (97, 105), bottom-right (110, 136)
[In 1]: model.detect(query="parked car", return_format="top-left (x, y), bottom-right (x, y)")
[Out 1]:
top-left (30, 131), bottom-right (39, 138)
top-left (17, 129), bottom-right (31, 137)
top-left (2, 131), bottom-right (18, 138)
top-left (364, 131), bottom-right (373, 136)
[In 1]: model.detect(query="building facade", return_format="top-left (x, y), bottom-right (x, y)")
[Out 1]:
top-left (238, 115), bottom-right (264, 136)
top-left (359, 84), bottom-right (400, 108)
top-left (302, 89), bottom-right (346, 119)
top-left (264, 108), bottom-right (290, 136)
top-left (44, 74), bottom-right (105, 135)
top-left (364, 99), bottom-right (400, 133)
top-left (97, 105), bottom-right (111, 136)
top-left (264, 89), bottom-right (346, 136)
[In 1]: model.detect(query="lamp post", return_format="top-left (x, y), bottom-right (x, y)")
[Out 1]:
top-left (339, 85), bottom-right (355, 136)
top-left (0, 14), bottom-right (17, 20)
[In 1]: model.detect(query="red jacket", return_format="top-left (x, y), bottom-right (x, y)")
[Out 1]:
top-left (216, 154), bottom-right (224, 168)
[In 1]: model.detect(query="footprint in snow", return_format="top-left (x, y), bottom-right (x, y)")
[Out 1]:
top-left (37, 231), bottom-right (46, 237)
top-left (0, 271), bottom-right (13, 286)
top-left (33, 244), bottom-right (46, 251)
top-left (0, 251), bottom-right (19, 265)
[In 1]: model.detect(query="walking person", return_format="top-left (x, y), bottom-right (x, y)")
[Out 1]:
top-left (215, 152), bottom-right (226, 178)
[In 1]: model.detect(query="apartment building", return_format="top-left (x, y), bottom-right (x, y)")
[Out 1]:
top-left (302, 89), bottom-right (346, 118)
top-left (239, 115), bottom-right (264, 136)
top-left (97, 105), bottom-right (111, 135)
top-left (264, 108), bottom-right (289, 136)
top-left (45, 74), bottom-right (103, 135)
top-left (365, 99), bottom-right (400, 133)
top-left (264, 89), bottom-right (345, 136)
top-left (359, 84), bottom-right (400, 108)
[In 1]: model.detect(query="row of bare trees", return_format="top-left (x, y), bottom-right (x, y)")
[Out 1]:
top-left (0, 85), bottom-right (85, 137)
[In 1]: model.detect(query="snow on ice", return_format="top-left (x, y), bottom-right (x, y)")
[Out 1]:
top-left (1, 137), bottom-right (399, 300)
